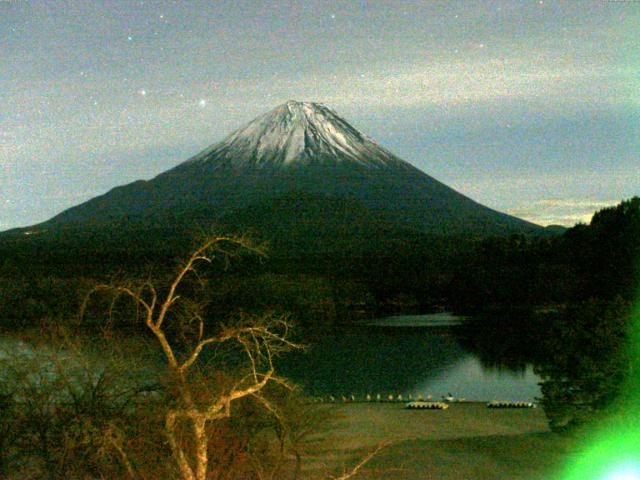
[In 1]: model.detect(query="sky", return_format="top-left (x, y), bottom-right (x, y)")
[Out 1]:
top-left (1, 0), bottom-right (638, 230)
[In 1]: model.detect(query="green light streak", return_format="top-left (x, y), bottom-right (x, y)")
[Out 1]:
top-left (557, 276), bottom-right (640, 479)
top-left (558, 425), bottom-right (640, 480)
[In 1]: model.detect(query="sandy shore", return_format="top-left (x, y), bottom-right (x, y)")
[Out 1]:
top-left (301, 402), bottom-right (576, 479)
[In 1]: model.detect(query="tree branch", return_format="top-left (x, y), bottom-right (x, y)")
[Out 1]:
top-left (330, 443), bottom-right (385, 480)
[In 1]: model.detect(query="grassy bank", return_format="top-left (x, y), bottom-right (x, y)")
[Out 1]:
top-left (303, 403), bottom-right (576, 479)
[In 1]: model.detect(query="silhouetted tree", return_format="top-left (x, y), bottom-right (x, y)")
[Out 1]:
top-left (535, 297), bottom-right (631, 431)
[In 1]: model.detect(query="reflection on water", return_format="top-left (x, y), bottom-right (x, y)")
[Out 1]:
top-left (279, 317), bottom-right (542, 401)
top-left (368, 313), bottom-right (464, 327)
top-left (417, 355), bottom-right (541, 402)
top-left (279, 327), bottom-right (462, 397)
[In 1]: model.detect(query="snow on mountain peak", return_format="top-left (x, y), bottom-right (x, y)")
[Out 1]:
top-left (187, 101), bottom-right (410, 169)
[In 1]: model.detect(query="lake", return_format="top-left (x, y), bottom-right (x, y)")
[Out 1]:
top-left (0, 313), bottom-right (542, 403)
top-left (278, 314), bottom-right (542, 402)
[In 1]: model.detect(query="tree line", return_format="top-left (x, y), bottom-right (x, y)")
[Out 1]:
top-left (458, 197), bottom-right (640, 431)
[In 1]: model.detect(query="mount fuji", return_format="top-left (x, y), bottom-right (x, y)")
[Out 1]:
top-left (10, 101), bottom-right (541, 252)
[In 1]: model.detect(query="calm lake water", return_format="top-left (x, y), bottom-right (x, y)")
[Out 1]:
top-left (0, 313), bottom-right (542, 402)
top-left (279, 314), bottom-right (542, 402)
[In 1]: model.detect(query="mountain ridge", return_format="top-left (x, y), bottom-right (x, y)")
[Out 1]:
top-left (5, 101), bottom-right (542, 245)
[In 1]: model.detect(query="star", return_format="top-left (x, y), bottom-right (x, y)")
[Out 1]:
top-left (139, 89), bottom-right (147, 96)
top-left (330, 14), bottom-right (336, 19)
top-left (127, 35), bottom-right (133, 41)
top-left (199, 99), bottom-right (207, 107)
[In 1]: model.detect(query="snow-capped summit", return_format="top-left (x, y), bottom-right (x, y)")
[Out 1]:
top-left (186, 100), bottom-right (409, 169)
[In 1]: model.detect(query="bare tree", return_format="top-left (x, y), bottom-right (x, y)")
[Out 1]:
top-left (85, 236), bottom-right (301, 480)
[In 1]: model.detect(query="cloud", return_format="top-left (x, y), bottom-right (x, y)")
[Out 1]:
top-left (506, 198), bottom-right (620, 227)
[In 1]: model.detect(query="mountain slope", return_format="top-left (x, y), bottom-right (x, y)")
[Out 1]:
top-left (14, 101), bottom-right (541, 242)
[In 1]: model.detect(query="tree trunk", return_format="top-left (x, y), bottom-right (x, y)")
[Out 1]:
top-left (166, 411), bottom-right (196, 480)
top-left (194, 416), bottom-right (209, 480)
